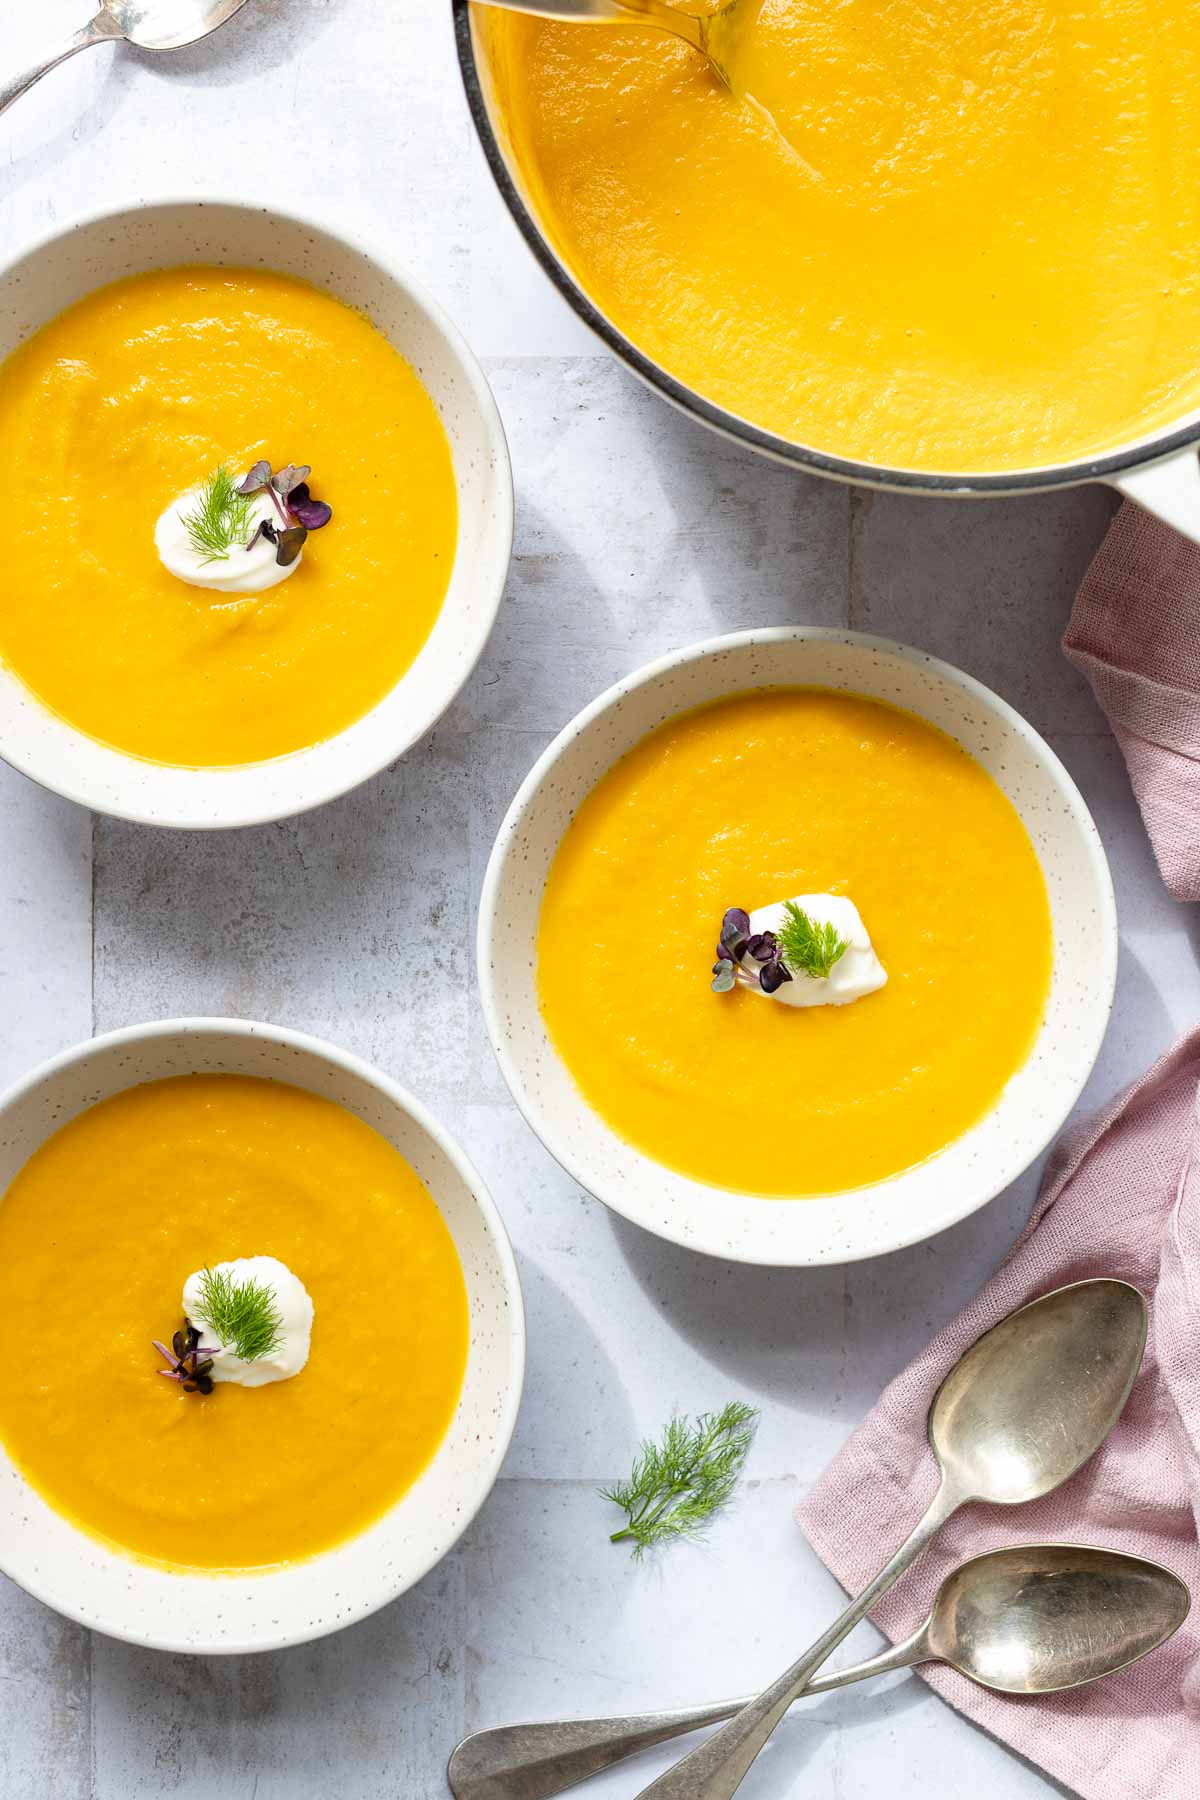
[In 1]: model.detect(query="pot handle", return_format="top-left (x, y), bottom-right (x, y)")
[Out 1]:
top-left (1108, 443), bottom-right (1200, 546)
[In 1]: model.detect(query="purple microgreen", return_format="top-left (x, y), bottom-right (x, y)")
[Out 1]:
top-left (711, 906), bottom-right (799, 997)
top-left (745, 931), bottom-right (779, 963)
top-left (153, 1320), bottom-right (215, 1397)
top-left (235, 459), bottom-right (273, 497)
top-left (720, 907), bottom-right (750, 945)
top-left (716, 905), bottom-right (751, 967)
top-left (711, 959), bottom-right (736, 994)
top-left (271, 463), bottom-right (311, 499)
top-left (246, 518), bottom-right (278, 552)
top-left (274, 525), bottom-right (308, 568)
top-left (287, 484), bottom-right (332, 531)
top-left (233, 463), bottom-right (333, 538)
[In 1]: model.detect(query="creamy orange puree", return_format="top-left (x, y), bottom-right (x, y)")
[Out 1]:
top-left (0, 1077), bottom-right (469, 1571)
top-left (538, 690), bottom-right (1051, 1195)
top-left (0, 269), bottom-right (457, 764)
top-left (480, 0), bottom-right (1200, 470)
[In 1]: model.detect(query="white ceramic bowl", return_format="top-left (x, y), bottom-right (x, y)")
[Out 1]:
top-left (0, 1019), bottom-right (525, 1654)
top-left (0, 200), bottom-right (513, 829)
top-left (479, 628), bottom-right (1117, 1266)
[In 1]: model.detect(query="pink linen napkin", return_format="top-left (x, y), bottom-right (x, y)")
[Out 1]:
top-left (796, 1030), bottom-right (1200, 1800)
top-left (1064, 500), bottom-right (1200, 900)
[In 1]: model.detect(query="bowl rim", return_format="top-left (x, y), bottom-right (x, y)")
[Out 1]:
top-left (452, 0), bottom-right (1200, 496)
top-left (0, 1016), bottom-right (526, 1654)
top-left (477, 625), bottom-right (1118, 1266)
top-left (0, 195), bottom-right (514, 831)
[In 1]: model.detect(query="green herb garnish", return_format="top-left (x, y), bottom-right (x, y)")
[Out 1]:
top-left (179, 466), bottom-right (256, 565)
top-left (193, 1265), bottom-right (284, 1362)
top-left (776, 900), bottom-right (848, 980)
top-left (601, 1403), bottom-right (758, 1556)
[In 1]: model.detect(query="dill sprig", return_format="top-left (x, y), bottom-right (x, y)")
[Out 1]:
top-left (178, 466), bottom-right (255, 565)
top-left (777, 900), bottom-right (848, 980)
top-left (601, 1403), bottom-right (759, 1556)
top-left (193, 1266), bottom-right (284, 1362)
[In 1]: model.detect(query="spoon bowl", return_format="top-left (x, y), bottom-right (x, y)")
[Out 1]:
top-left (926, 1544), bottom-right (1191, 1695)
top-left (0, 0), bottom-right (250, 119)
top-left (104, 0), bottom-right (250, 51)
top-left (930, 1279), bottom-right (1149, 1507)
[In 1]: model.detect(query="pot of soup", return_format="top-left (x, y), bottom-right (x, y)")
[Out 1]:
top-left (455, 0), bottom-right (1200, 543)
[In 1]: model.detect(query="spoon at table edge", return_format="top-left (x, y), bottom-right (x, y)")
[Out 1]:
top-left (635, 1276), bottom-right (1149, 1799)
top-left (448, 1541), bottom-right (1189, 1800)
top-left (0, 0), bottom-right (251, 121)
top-left (470, 0), bottom-right (744, 90)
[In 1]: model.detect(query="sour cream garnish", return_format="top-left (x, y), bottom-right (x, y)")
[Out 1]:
top-left (155, 486), bottom-right (299, 595)
top-left (742, 894), bottom-right (887, 1008)
top-left (183, 1256), bottom-right (313, 1388)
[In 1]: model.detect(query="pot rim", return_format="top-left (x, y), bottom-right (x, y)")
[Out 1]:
top-left (453, 0), bottom-right (1200, 497)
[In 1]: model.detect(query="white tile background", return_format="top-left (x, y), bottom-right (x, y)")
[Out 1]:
top-left (0, 3), bottom-right (1177, 1794)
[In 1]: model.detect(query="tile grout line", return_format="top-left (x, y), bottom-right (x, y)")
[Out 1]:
top-left (87, 1626), bottom-right (96, 1800)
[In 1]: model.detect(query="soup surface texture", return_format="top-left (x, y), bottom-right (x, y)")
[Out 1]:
top-left (0, 268), bottom-right (457, 764)
top-left (482, 0), bottom-right (1200, 471)
top-left (537, 690), bottom-right (1052, 1195)
top-left (0, 1076), bottom-right (469, 1571)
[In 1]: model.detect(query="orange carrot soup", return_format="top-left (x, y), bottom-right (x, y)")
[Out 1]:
top-left (0, 268), bottom-right (457, 765)
top-left (537, 689), bottom-right (1052, 1195)
top-left (0, 1076), bottom-right (469, 1571)
top-left (481, 0), bottom-right (1200, 471)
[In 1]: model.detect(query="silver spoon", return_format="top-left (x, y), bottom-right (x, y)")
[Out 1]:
top-left (634, 1277), bottom-right (1148, 1800)
top-left (0, 0), bottom-right (251, 122)
top-left (473, 0), bottom-right (742, 89)
top-left (449, 1542), bottom-right (1189, 1800)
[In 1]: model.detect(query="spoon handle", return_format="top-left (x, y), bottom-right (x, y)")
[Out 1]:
top-left (634, 1480), bottom-right (960, 1800)
top-left (0, 11), bottom-right (121, 121)
top-left (471, 0), bottom-right (630, 19)
top-left (447, 1633), bottom-right (930, 1800)
top-left (471, 0), bottom-right (702, 43)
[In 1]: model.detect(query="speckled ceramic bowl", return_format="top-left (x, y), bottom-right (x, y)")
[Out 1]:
top-left (479, 628), bottom-right (1117, 1266)
top-left (0, 1019), bottom-right (524, 1653)
top-left (0, 200), bottom-right (513, 829)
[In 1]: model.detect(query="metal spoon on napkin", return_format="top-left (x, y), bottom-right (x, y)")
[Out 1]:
top-left (452, 1279), bottom-right (1147, 1800)
top-left (449, 1541), bottom-right (1188, 1799)
top-left (0, 0), bottom-right (250, 120)
top-left (634, 1277), bottom-right (1148, 1799)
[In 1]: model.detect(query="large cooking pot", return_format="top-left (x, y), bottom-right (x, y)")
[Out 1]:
top-left (454, 0), bottom-right (1200, 545)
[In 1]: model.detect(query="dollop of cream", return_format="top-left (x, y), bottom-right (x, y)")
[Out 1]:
top-left (742, 894), bottom-right (887, 1008)
top-left (183, 1256), bottom-right (313, 1388)
top-left (155, 485), bottom-right (300, 595)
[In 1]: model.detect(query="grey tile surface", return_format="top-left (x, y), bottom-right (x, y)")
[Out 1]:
top-left (0, 4), bottom-right (1182, 1797)
top-left (91, 1557), bottom-right (464, 1799)
top-left (94, 735), bottom-right (473, 1102)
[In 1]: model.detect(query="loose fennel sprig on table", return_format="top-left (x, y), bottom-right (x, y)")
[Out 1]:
top-left (601, 1403), bottom-right (759, 1556)
top-left (178, 466), bottom-right (256, 565)
top-left (193, 1265), bottom-right (284, 1362)
top-left (776, 899), bottom-right (848, 980)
